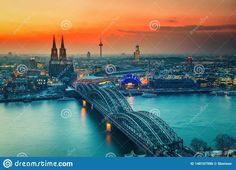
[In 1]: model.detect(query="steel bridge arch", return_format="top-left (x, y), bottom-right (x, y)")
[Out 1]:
top-left (88, 88), bottom-right (132, 114)
top-left (88, 89), bottom-right (114, 114)
top-left (74, 83), bottom-right (183, 155)
top-left (137, 111), bottom-right (174, 143)
top-left (125, 112), bottom-right (164, 146)
top-left (140, 111), bottom-right (180, 142)
top-left (106, 88), bottom-right (133, 113)
top-left (109, 112), bottom-right (156, 153)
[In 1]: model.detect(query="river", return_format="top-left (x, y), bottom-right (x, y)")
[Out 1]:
top-left (0, 94), bottom-right (235, 156)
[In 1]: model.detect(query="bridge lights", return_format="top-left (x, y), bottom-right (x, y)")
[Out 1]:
top-left (106, 122), bottom-right (111, 132)
top-left (82, 99), bottom-right (86, 107)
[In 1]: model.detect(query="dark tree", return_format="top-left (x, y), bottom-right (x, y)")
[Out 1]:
top-left (215, 134), bottom-right (236, 150)
top-left (191, 138), bottom-right (209, 152)
top-left (3, 85), bottom-right (8, 99)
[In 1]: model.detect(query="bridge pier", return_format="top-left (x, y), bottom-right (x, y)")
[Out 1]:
top-left (82, 99), bottom-right (87, 107)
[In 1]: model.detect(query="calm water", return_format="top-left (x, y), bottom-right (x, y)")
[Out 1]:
top-left (129, 94), bottom-right (236, 147)
top-left (0, 94), bottom-right (235, 156)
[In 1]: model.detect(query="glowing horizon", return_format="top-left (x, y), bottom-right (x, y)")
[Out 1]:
top-left (0, 0), bottom-right (236, 55)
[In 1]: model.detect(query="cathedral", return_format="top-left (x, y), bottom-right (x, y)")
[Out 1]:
top-left (49, 35), bottom-right (74, 78)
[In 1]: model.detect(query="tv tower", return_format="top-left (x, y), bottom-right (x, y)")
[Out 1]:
top-left (99, 37), bottom-right (103, 57)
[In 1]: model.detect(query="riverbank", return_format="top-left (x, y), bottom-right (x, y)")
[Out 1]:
top-left (0, 95), bottom-right (63, 103)
top-left (121, 88), bottom-right (236, 96)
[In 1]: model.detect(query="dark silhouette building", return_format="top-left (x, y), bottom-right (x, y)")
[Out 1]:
top-left (29, 57), bottom-right (37, 69)
top-left (87, 51), bottom-right (91, 59)
top-left (99, 38), bottom-right (103, 57)
top-left (59, 36), bottom-right (67, 61)
top-left (49, 35), bottom-right (74, 78)
top-left (134, 45), bottom-right (141, 61)
top-left (186, 55), bottom-right (193, 64)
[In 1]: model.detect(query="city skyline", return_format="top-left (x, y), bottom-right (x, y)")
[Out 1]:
top-left (0, 0), bottom-right (236, 54)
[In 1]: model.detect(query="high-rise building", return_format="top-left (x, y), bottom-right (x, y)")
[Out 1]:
top-left (59, 36), bottom-right (67, 61)
top-left (186, 55), bottom-right (193, 64)
top-left (51, 35), bottom-right (58, 61)
top-left (134, 45), bottom-right (141, 61)
top-left (49, 35), bottom-right (74, 78)
top-left (87, 51), bottom-right (91, 59)
top-left (29, 57), bottom-right (37, 69)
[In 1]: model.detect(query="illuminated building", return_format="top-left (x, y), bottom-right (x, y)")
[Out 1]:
top-left (120, 74), bottom-right (141, 89)
top-left (37, 63), bottom-right (45, 69)
top-left (233, 78), bottom-right (236, 86)
top-left (186, 55), bottom-right (193, 64)
top-left (29, 57), bottom-right (37, 69)
top-left (140, 77), bottom-right (149, 86)
top-left (150, 78), bottom-right (198, 89)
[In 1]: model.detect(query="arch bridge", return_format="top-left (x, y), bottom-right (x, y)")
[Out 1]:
top-left (74, 83), bottom-right (183, 156)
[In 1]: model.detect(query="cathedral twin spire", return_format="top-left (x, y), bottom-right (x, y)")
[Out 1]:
top-left (51, 35), bottom-right (67, 61)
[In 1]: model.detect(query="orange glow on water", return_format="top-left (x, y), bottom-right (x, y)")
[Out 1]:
top-left (127, 96), bottom-right (134, 102)
top-left (106, 133), bottom-right (111, 144)
top-left (81, 107), bottom-right (86, 120)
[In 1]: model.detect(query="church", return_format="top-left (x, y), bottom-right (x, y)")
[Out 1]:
top-left (49, 35), bottom-right (74, 78)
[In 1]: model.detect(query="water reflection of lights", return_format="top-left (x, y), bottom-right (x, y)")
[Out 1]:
top-left (106, 133), bottom-right (111, 144)
top-left (224, 95), bottom-right (231, 101)
top-left (126, 96), bottom-right (134, 107)
top-left (81, 107), bottom-right (86, 121)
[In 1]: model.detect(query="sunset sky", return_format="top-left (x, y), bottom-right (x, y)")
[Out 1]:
top-left (0, 0), bottom-right (236, 55)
